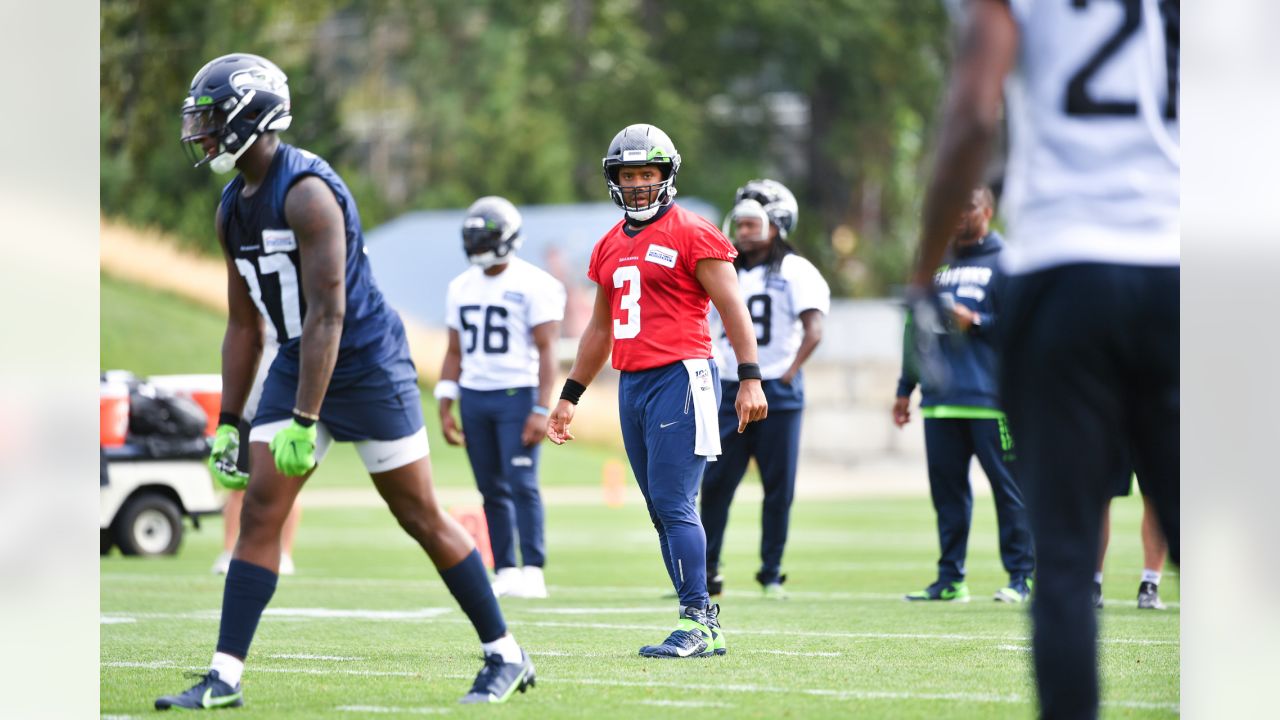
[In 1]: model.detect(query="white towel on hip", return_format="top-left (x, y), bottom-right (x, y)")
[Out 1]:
top-left (682, 358), bottom-right (722, 461)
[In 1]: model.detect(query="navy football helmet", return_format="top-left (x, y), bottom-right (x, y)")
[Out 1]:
top-left (181, 53), bottom-right (292, 173)
top-left (732, 179), bottom-right (798, 239)
top-left (602, 124), bottom-right (681, 222)
top-left (462, 196), bottom-right (523, 268)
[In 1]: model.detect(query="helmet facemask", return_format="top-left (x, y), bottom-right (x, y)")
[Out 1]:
top-left (606, 161), bottom-right (678, 222)
top-left (723, 199), bottom-right (772, 251)
top-left (461, 196), bottom-right (523, 268)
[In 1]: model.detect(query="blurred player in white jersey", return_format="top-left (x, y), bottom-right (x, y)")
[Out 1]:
top-left (702, 179), bottom-right (829, 599)
top-left (909, 2), bottom-right (1178, 717)
top-left (437, 197), bottom-right (566, 599)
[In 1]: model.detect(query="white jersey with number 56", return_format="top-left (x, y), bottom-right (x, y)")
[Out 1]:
top-left (1001, 0), bottom-right (1179, 274)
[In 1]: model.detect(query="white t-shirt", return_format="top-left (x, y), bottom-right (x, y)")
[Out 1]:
top-left (710, 253), bottom-right (831, 381)
top-left (1001, 0), bottom-right (1179, 274)
top-left (444, 257), bottom-right (566, 391)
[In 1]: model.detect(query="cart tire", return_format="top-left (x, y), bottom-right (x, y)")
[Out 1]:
top-left (113, 492), bottom-right (183, 556)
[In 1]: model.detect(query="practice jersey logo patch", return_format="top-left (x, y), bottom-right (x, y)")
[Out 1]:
top-left (262, 228), bottom-right (297, 254)
top-left (645, 244), bottom-right (678, 269)
top-left (503, 291), bottom-right (526, 304)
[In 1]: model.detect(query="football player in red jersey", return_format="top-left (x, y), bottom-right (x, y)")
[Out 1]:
top-left (548, 124), bottom-right (767, 659)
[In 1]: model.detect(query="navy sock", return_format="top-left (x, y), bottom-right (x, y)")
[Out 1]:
top-left (216, 559), bottom-right (279, 658)
top-left (440, 549), bottom-right (507, 643)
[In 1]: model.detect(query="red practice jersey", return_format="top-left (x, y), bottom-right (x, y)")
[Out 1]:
top-left (587, 204), bottom-right (738, 372)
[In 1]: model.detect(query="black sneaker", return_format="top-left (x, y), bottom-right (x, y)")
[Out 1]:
top-left (639, 606), bottom-right (713, 659)
top-left (705, 603), bottom-right (727, 656)
top-left (459, 650), bottom-right (535, 704)
top-left (155, 670), bottom-right (243, 710)
top-left (708, 573), bottom-right (724, 597)
top-left (905, 579), bottom-right (970, 602)
top-left (1137, 581), bottom-right (1166, 610)
top-left (1093, 582), bottom-right (1104, 609)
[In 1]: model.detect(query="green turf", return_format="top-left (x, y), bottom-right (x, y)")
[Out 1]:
top-left (101, 495), bottom-right (1178, 718)
top-left (101, 272), bottom-right (1178, 717)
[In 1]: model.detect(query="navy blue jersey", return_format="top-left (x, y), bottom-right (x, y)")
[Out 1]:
top-left (897, 232), bottom-right (1007, 409)
top-left (219, 143), bottom-right (409, 386)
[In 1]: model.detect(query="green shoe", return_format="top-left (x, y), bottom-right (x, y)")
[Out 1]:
top-left (994, 578), bottom-right (1033, 603)
top-left (638, 607), bottom-right (714, 658)
top-left (706, 603), bottom-right (726, 656)
top-left (905, 579), bottom-right (970, 602)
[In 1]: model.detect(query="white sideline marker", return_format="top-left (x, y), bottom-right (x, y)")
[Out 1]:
top-left (634, 699), bottom-right (735, 708)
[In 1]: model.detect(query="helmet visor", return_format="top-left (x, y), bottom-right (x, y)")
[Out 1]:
top-left (180, 103), bottom-right (225, 167)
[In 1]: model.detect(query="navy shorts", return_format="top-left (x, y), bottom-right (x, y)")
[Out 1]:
top-left (254, 345), bottom-right (424, 442)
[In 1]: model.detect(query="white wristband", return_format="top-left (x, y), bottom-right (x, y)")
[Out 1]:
top-left (433, 380), bottom-right (460, 401)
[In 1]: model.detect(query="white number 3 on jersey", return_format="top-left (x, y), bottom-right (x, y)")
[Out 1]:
top-left (612, 265), bottom-right (641, 340)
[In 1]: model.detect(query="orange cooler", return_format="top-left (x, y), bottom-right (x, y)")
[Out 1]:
top-left (100, 381), bottom-right (130, 447)
top-left (147, 374), bottom-right (223, 437)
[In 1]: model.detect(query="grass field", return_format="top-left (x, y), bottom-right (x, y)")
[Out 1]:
top-left (101, 273), bottom-right (1179, 717)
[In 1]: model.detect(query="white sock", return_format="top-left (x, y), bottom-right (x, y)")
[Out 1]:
top-left (481, 633), bottom-right (523, 664)
top-left (1141, 569), bottom-right (1161, 585)
top-left (1093, 572), bottom-right (1103, 585)
top-left (210, 652), bottom-right (244, 687)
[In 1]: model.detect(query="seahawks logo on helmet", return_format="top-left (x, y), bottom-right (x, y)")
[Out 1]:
top-left (732, 179), bottom-right (799, 240)
top-left (181, 53), bottom-right (293, 174)
top-left (602, 124), bottom-right (682, 222)
top-left (461, 196), bottom-right (523, 269)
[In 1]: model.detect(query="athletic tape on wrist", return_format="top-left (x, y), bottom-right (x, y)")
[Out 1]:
top-left (433, 379), bottom-right (460, 401)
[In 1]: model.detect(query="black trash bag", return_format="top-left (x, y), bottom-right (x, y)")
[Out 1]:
top-left (128, 385), bottom-right (208, 440)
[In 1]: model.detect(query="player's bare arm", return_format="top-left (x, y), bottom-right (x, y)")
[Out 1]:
top-left (781, 308), bottom-right (825, 385)
top-left (524, 319), bottom-right (560, 447)
top-left (697, 257), bottom-right (768, 431)
top-left (286, 175), bottom-right (347, 416)
top-left (912, 0), bottom-right (1017, 287)
top-left (547, 284), bottom-right (614, 445)
top-left (437, 328), bottom-right (466, 446)
top-left (217, 201), bottom-right (265, 419)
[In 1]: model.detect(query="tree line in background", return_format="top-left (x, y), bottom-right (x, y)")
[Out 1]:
top-left (102, 0), bottom-right (951, 296)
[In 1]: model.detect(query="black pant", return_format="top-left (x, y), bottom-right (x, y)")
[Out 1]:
top-left (923, 417), bottom-right (1033, 584)
top-left (999, 263), bottom-right (1179, 720)
top-left (701, 404), bottom-right (803, 583)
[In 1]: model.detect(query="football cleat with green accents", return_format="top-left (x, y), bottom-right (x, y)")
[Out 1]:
top-left (994, 577), bottom-right (1033, 603)
top-left (639, 606), bottom-right (714, 658)
top-left (905, 579), bottom-right (970, 602)
top-left (459, 650), bottom-right (535, 704)
top-left (154, 670), bottom-right (243, 710)
top-left (705, 603), bottom-right (727, 656)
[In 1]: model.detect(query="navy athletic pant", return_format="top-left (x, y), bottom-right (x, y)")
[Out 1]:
top-left (619, 361), bottom-right (720, 608)
top-left (701, 385), bottom-right (802, 584)
top-left (460, 386), bottom-right (546, 569)
top-left (999, 263), bottom-right (1179, 720)
top-left (922, 417), bottom-right (1034, 584)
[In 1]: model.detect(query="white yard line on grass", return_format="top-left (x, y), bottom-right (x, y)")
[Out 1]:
top-left (525, 606), bottom-right (671, 615)
top-left (505, 619), bottom-right (1179, 646)
top-left (98, 609), bottom-right (1176, 646)
top-left (633, 699), bottom-right (735, 708)
top-left (336, 706), bottom-right (449, 715)
top-left (105, 663), bottom-right (1177, 712)
top-left (268, 653), bottom-right (363, 661)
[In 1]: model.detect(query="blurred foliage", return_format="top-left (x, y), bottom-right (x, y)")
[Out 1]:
top-left (101, 0), bottom-right (950, 296)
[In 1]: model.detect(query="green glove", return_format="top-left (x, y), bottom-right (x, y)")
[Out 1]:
top-left (270, 419), bottom-right (318, 477)
top-left (207, 424), bottom-right (249, 490)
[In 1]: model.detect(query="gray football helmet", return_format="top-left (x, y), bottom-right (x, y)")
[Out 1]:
top-left (602, 123), bottom-right (681, 222)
